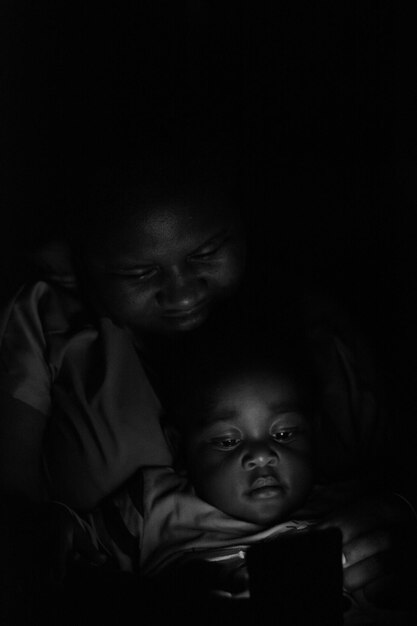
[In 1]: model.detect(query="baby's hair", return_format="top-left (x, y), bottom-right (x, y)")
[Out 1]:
top-left (162, 311), bottom-right (318, 433)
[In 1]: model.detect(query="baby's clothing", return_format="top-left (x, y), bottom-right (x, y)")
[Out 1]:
top-left (75, 466), bottom-right (330, 577)
top-left (62, 467), bottom-right (412, 625)
top-left (54, 467), bottom-right (394, 624)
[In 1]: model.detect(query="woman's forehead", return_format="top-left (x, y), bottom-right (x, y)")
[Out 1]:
top-left (133, 201), bottom-right (234, 238)
top-left (90, 200), bottom-right (240, 261)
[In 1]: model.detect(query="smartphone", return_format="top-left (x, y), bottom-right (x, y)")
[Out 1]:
top-left (247, 527), bottom-right (344, 626)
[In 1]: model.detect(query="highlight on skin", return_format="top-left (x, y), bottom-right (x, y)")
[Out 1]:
top-left (182, 365), bottom-right (315, 526)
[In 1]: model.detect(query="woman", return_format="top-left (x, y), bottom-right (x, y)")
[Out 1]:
top-left (0, 149), bottom-right (415, 618)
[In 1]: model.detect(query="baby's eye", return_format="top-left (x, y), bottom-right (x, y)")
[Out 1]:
top-left (272, 430), bottom-right (298, 443)
top-left (210, 437), bottom-right (241, 449)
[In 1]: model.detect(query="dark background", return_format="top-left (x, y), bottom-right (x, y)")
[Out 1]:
top-left (1, 1), bottom-right (416, 453)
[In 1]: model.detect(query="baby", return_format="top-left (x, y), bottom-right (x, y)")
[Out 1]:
top-left (53, 328), bottom-right (404, 624)
top-left (63, 330), bottom-right (334, 591)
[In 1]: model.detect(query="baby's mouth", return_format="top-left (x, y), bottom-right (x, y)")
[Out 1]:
top-left (248, 475), bottom-right (284, 499)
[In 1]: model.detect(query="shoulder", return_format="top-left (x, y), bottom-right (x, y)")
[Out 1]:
top-left (0, 280), bottom-right (88, 345)
top-left (0, 244), bottom-right (94, 411)
top-left (297, 286), bottom-right (356, 341)
top-left (0, 240), bottom-right (93, 340)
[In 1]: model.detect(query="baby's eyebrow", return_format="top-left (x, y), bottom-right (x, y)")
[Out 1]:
top-left (198, 412), bottom-right (239, 430)
top-left (207, 410), bottom-right (239, 423)
top-left (269, 402), bottom-right (305, 415)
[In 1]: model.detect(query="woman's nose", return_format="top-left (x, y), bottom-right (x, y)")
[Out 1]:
top-left (157, 268), bottom-right (206, 310)
top-left (242, 444), bottom-right (279, 471)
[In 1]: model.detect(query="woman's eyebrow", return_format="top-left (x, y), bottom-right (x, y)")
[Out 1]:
top-left (89, 256), bottom-right (156, 272)
top-left (190, 228), bottom-right (230, 254)
top-left (104, 262), bottom-right (156, 273)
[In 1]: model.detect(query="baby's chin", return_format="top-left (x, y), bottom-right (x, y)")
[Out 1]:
top-left (243, 510), bottom-right (289, 527)
top-left (238, 496), bottom-right (307, 527)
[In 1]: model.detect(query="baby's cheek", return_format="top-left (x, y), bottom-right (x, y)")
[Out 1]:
top-left (200, 470), bottom-right (237, 511)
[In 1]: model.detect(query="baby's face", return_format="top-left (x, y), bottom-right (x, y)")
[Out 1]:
top-left (184, 371), bottom-right (313, 526)
top-left (84, 201), bottom-right (245, 335)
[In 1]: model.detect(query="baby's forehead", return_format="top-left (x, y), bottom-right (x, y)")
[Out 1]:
top-left (190, 373), bottom-right (303, 420)
top-left (212, 367), bottom-right (299, 397)
top-left (190, 402), bottom-right (308, 438)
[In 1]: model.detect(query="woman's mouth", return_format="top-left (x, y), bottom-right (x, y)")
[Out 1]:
top-left (162, 301), bottom-right (210, 329)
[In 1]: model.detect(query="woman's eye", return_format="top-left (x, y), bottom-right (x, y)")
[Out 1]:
top-left (190, 247), bottom-right (220, 261)
top-left (134, 270), bottom-right (158, 282)
top-left (210, 438), bottom-right (241, 449)
top-left (107, 267), bottom-right (159, 282)
top-left (121, 269), bottom-right (158, 282)
top-left (190, 239), bottom-right (228, 261)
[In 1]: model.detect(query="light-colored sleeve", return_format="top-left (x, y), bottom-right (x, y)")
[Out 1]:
top-left (0, 284), bottom-right (53, 415)
top-left (52, 469), bottom-right (146, 574)
top-left (88, 472), bottom-right (146, 573)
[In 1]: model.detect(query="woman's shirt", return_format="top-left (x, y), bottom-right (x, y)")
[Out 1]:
top-left (0, 242), bottom-right (172, 509)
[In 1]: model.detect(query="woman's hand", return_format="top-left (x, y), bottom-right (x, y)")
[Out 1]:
top-left (172, 557), bottom-right (250, 601)
top-left (207, 562), bottom-right (250, 600)
top-left (37, 503), bottom-right (109, 585)
top-left (1, 499), bottom-right (108, 624)
top-left (317, 492), bottom-right (417, 610)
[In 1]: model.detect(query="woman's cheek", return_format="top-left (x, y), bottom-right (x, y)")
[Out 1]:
top-left (94, 282), bottom-right (152, 325)
top-left (210, 255), bottom-right (245, 292)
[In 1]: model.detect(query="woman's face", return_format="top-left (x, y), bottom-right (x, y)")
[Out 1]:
top-left (84, 201), bottom-right (246, 335)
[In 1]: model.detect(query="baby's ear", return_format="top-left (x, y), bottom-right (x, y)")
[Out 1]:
top-left (161, 418), bottom-right (185, 469)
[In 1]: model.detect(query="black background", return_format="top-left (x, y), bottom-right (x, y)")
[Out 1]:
top-left (1, 1), bottom-right (417, 458)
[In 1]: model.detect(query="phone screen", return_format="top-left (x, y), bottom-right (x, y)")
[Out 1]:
top-left (247, 527), bottom-right (344, 626)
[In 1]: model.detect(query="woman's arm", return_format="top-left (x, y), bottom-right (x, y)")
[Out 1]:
top-left (0, 391), bottom-right (48, 503)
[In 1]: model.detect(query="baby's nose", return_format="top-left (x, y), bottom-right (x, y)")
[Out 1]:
top-left (242, 445), bottom-right (278, 470)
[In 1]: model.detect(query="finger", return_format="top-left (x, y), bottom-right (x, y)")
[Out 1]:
top-left (209, 589), bottom-right (233, 600)
top-left (361, 574), bottom-right (404, 609)
top-left (35, 506), bottom-right (74, 585)
top-left (228, 565), bottom-right (249, 594)
top-left (55, 516), bottom-right (76, 582)
top-left (343, 550), bottom-right (392, 592)
top-left (317, 494), bottom-right (410, 544)
top-left (229, 589), bottom-right (250, 600)
top-left (364, 570), bottom-right (417, 611)
top-left (342, 529), bottom-right (392, 568)
top-left (317, 512), bottom-right (380, 544)
top-left (72, 524), bottom-right (109, 566)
